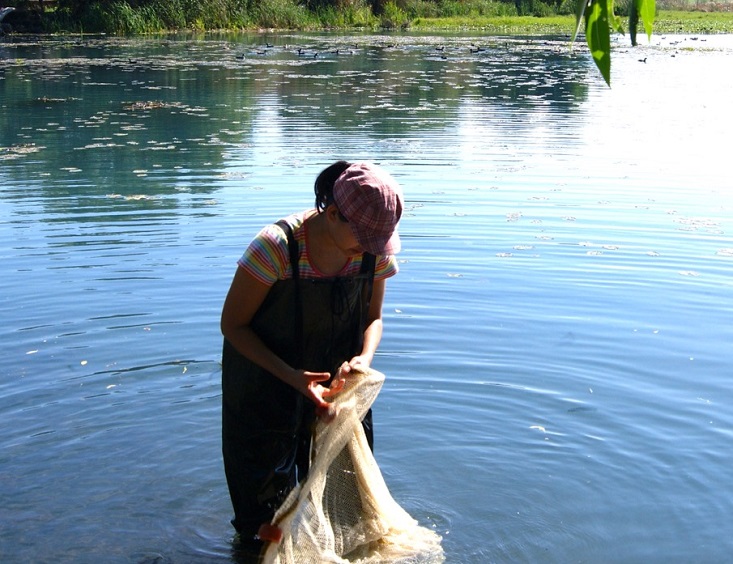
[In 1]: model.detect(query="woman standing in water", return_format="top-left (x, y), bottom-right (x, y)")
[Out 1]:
top-left (220, 161), bottom-right (403, 556)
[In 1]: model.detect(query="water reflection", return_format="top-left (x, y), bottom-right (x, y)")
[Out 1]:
top-left (1, 34), bottom-right (592, 223)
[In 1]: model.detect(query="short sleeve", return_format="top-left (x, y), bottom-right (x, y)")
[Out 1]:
top-left (237, 224), bottom-right (290, 285)
top-left (374, 254), bottom-right (398, 281)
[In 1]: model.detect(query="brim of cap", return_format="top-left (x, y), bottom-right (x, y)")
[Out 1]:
top-left (355, 227), bottom-right (401, 256)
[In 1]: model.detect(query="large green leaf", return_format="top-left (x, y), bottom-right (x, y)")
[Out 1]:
top-left (585, 0), bottom-right (612, 85)
top-left (638, 0), bottom-right (655, 39)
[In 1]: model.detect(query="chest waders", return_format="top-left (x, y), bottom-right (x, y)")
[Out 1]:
top-left (221, 220), bottom-right (376, 541)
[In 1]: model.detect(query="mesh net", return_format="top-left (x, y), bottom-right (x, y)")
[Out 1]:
top-left (261, 367), bottom-right (444, 564)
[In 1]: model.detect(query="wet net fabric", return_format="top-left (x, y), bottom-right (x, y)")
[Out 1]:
top-left (261, 367), bottom-right (444, 564)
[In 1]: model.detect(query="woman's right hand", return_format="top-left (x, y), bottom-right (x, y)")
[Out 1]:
top-left (300, 369), bottom-right (332, 407)
top-left (289, 369), bottom-right (342, 421)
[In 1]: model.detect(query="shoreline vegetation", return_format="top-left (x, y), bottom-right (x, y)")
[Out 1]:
top-left (410, 11), bottom-right (733, 34)
top-left (2, 0), bottom-right (733, 36)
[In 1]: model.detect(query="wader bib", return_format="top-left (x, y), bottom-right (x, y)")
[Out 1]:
top-left (222, 220), bottom-right (376, 539)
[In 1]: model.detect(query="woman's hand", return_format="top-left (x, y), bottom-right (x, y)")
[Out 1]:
top-left (288, 369), bottom-right (330, 406)
top-left (342, 356), bottom-right (370, 373)
top-left (286, 369), bottom-right (341, 421)
top-left (328, 361), bottom-right (353, 391)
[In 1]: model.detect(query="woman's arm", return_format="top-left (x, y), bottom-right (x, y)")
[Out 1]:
top-left (220, 267), bottom-right (333, 409)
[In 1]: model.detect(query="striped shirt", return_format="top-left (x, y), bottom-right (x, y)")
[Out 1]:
top-left (238, 210), bottom-right (398, 286)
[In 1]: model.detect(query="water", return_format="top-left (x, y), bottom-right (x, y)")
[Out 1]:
top-left (1, 31), bottom-right (732, 563)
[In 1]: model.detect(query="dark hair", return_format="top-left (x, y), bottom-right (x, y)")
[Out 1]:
top-left (314, 160), bottom-right (351, 212)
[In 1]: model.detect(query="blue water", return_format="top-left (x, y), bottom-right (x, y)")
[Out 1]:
top-left (2, 31), bottom-right (733, 563)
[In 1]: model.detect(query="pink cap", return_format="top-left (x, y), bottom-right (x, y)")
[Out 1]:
top-left (333, 162), bottom-right (403, 255)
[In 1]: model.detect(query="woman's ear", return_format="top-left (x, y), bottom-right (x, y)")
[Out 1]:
top-left (325, 204), bottom-right (340, 222)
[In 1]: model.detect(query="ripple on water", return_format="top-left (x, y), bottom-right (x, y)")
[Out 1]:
top-left (2, 33), bottom-right (733, 564)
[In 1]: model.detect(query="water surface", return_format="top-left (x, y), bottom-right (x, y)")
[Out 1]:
top-left (2, 31), bottom-right (733, 563)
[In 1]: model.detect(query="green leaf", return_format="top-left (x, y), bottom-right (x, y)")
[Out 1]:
top-left (585, 0), bottom-right (611, 85)
top-left (608, 0), bottom-right (625, 34)
top-left (638, 0), bottom-right (655, 39)
top-left (572, 0), bottom-right (587, 43)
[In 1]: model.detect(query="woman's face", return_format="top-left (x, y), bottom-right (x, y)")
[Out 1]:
top-left (327, 205), bottom-right (364, 257)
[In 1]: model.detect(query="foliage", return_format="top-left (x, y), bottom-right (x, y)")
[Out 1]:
top-left (515, 0), bottom-right (557, 16)
top-left (89, 2), bottom-right (163, 33)
top-left (314, 0), bottom-right (375, 27)
top-left (572, 0), bottom-right (654, 85)
top-left (380, 0), bottom-right (410, 26)
top-left (250, 0), bottom-right (318, 28)
top-left (51, 0), bottom-right (252, 33)
top-left (425, 0), bottom-right (517, 17)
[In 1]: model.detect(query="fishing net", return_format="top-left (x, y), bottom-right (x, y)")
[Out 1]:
top-left (260, 366), bottom-right (444, 564)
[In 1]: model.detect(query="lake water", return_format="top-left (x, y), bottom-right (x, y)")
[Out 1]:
top-left (1, 30), bottom-right (732, 563)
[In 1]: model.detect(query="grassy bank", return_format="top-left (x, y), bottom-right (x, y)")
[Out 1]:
top-left (653, 9), bottom-right (733, 33)
top-left (409, 14), bottom-right (575, 34)
top-left (408, 11), bottom-right (733, 34)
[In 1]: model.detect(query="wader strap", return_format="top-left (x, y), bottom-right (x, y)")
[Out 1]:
top-left (276, 220), bottom-right (303, 364)
top-left (359, 252), bottom-right (376, 311)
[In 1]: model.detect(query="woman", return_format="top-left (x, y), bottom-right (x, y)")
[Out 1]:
top-left (220, 160), bottom-right (403, 554)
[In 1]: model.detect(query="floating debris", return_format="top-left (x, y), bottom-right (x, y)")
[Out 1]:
top-left (75, 142), bottom-right (122, 150)
top-left (1, 143), bottom-right (44, 160)
top-left (26, 97), bottom-right (82, 105)
top-left (675, 216), bottom-right (721, 232)
top-left (124, 194), bottom-right (157, 201)
top-left (123, 101), bottom-right (169, 111)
